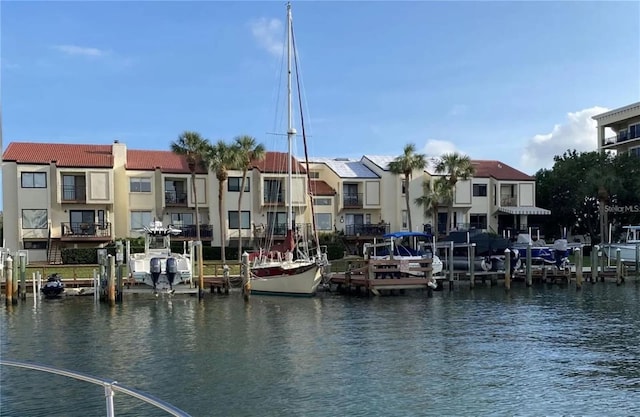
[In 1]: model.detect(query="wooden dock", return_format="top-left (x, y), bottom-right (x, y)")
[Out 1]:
top-left (329, 258), bottom-right (434, 295)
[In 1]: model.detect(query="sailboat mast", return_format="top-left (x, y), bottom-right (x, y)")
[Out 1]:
top-left (286, 2), bottom-right (295, 233)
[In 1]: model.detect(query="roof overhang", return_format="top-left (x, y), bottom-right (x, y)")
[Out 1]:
top-left (497, 206), bottom-right (551, 216)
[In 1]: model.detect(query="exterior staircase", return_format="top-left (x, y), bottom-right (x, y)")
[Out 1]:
top-left (47, 235), bottom-right (63, 265)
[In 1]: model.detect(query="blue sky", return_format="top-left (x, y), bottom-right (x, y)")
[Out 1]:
top-left (2, 1), bottom-right (639, 186)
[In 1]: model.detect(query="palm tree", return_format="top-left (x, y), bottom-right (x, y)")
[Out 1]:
top-left (170, 131), bottom-right (209, 292)
top-left (434, 152), bottom-right (475, 234)
top-left (388, 144), bottom-right (427, 232)
top-left (414, 177), bottom-right (452, 242)
top-left (233, 135), bottom-right (266, 261)
top-left (206, 140), bottom-right (241, 264)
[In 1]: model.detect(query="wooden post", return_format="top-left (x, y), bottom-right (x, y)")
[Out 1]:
top-left (469, 243), bottom-right (476, 289)
top-left (198, 242), bottom-right (204, 299)
top-left (575, 247), bottom-right (583, 290)
top-left (242, 252), bottom-right (250, 301)
top-left (599, 245), bottom-right (606, 282)
top-left (591, 245), bottom-right (598, 283)
top-left (526, 243), bottom-right (532, 287)
top-left (5, 256), bottom-right (13, 306)
top-left (223, 264), bottom-right (230, 295)
top-left (448, 241), bottom-right (454, 291)
top-left (108, 255), bottom-right (116, 306)
top-left (504, 249), bottom-right (511, 291)
top-left (635, 243), bottom-right (640, 281)
top-left (19, 253), bottom-right (27, 301)
top-left (616, 248), bottom-right (622, 286)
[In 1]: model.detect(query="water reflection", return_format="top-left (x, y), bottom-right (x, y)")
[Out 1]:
top-left (2, 284), bottom-right (640, 416)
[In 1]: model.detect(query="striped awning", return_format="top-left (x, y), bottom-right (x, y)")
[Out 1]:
top-left (497, 206), bottom-right (551, 216)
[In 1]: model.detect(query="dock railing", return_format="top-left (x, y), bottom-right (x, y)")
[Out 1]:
top-left (0, 359), bottom-right (192, 417)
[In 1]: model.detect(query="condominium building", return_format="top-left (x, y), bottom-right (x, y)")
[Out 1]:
top-left (593, 101), bottom-right (640, 157)
top-left (3, 140), bottom-right (550, 262)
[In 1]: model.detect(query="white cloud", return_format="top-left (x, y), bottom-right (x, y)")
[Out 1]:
top-left (53, 44), bottom-right (106, 57)
top-left (248, 17), bottom-right (284, 57)
top-left (520, 106), bottom-right (609, 171)
top-left (421, 139), bottom-right (460, 157)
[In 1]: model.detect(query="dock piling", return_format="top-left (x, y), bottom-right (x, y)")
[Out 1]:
top-left (575, 248), bottom-right (583, 290)
top-left (242, 252), bottom-right (250, 301)
top-left (448, 241), bottom-right (454, 291)
top-left (504, 249), bottom-right (511, 291)
top-left (108, 255), bottom-right (116, 306)
top-left (526, 243), bottom-right (532, 287)
top-left (616, 248), bottom-right (622, 286)
top-left (5, 256), bottom-right (13, 306)
top-left (469, 244), bottom-right (476, 289)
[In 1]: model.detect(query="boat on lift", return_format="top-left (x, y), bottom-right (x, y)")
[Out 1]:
top-left (363, 231), bottom-right (444, 277)
top-left (128, 221), bottom-right (192, 293)
top-left (601, 225), bottom-right (640, 264)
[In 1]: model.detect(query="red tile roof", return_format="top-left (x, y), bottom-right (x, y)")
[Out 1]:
top-left (127, 150), bottom-right (207, 174)
top-left (471, 160), bottom-right (533, 181)
top-left (2, 142), bottom-right (113, 167)
top-left (310, 179), bottom-right (336, 196)
top-left (251, 151), bottom-right (306, 174)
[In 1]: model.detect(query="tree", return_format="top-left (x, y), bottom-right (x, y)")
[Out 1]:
top-left (170, 131), bottom-right (209, 292)
top-left (206, 140), bottom-right (241, 264)
top-left (434, 152), bottom-right (474, 233)
top-left (233, 135), bottom-right (266, 261)
top-left (414, 177), bottom-right (452, 242)
top-left (388, 144), bottom-right (427, 232)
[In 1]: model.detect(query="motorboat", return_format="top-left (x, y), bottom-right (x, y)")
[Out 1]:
top-left (128, 221), bottom-right (192, 292)
top-left (41, 273), bottom-right (65, 298)
top-left (438, 230), bottom-right (519, 272)
top-left (363, 231), bottom-right (444, 277)
top-left (511, 234), bottom-right (571, 269)
top-left (601, 225), bottom-right (640, 264)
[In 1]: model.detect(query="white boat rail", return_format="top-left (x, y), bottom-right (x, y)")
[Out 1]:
top-left (0, 359), bottom-right (192, 417)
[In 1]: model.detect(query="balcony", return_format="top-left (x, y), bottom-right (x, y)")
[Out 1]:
top-left (603, 127), bottom-right (640, 147)
top-left (343, 193), bottom-right (363, 208)
top-left (344, 222), bottom-right (389, 237)
top-left (254, 223), bottom-right (313, 239)
top-left (60, 222), bottom-right (111, 240)
top-left (165, 191), bottom-right (188, 206)
top-left (501, 196), bottom-right (517, 207)
top-left (62, 185), bottom-right (86, 203)
top-left (173, 224), bottom-right (213, 239)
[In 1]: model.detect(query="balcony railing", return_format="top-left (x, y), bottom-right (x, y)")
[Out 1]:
top-left (174, 224), bottom-right (213, 239)
top-left (61, 222), bottom-right (111, 238)
top-left (254, 223), bottom-right (313, 239)
top-left (165, 191), bottom-right (188, 206)
top-left (344, 223), bottom-right (389, 237)
top-left (61, 185), bottom-right (86, 202)
top-left (342, 193), bottom-right (363, 208)
top-left (603, 128), bottom-right (640, 146)
top-left (500, 196), bottom-right (517, 207)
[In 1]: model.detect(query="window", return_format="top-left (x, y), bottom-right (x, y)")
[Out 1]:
top-left (62, 175), bottom-right (86, 200)
top-left (130, 177), bottom-right (151, 192)
top-left (170, 213), bottom-right (194, 227)
top-left (313, 198), bottom-right (331, 206)
top-left (130, 211), bottom-right (152, 230)
top-left (229, 211), bottom-right (251, 229)
top-left (22, 209), bottom-right (48, 229)
top-left (309, 171), bottom-right (320, 179)
top-left (629, 123), bottom-right (640, 140)
top-left (401, 178), bottom-right (407, 195)
top-left (264, 179), bottom-right (283, 203)
top-left (473, 184), bottom-right (487, 197)
top-left (469, 214), bottom-right (487, 230)
top-left (630, 147), bottom-right (640, 158)
top-left (24, 240), bottom-right (48, 250)
top-left (21, 172), bottom-right (47, 188)
top-left (315, 213), bottom-right (332, 230)
top-left (401, 210), bottom-right (408, 229)
top-left (228, 177), bottom-right (250, 192)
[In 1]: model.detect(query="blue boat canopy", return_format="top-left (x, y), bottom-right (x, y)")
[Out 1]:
top-left (383, 231), bottom-right (433, 239)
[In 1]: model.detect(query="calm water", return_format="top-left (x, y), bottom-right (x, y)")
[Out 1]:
top-left (2, 282), bottom-right (640, 416)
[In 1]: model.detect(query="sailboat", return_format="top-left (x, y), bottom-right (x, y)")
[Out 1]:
top-left (249, 3), bottom-right (327, 296)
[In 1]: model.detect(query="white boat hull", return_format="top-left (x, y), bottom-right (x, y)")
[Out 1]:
top-left (129, 255), bottom-right (191, 290)
top-left (369, 255), bottom-right (443, 276)
top-left (602, 244), bottom-right (640, 263)
top-left (250, 261), bottom-right (322, 296)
